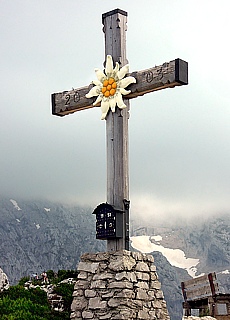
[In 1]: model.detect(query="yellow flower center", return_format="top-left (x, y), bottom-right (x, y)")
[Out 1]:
top-left (102, 78), bottom-right (117, 97)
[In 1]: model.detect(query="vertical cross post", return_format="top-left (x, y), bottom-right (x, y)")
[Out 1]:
top-left (51, 8), bottom-right (188, 253)
top-left (103, 9), bottom-right (129, 251)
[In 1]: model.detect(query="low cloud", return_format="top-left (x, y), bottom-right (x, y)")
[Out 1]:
top-left (130, 193), bottom-right (229, 225)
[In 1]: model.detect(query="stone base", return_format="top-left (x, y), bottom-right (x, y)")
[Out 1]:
top-left (71, 250), bottom-right (170, 320)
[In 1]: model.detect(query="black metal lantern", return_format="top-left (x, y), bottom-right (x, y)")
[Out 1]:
top-left (92, 203), bottom-right (123, 240)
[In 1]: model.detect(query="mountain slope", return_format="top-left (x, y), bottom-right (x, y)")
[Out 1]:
top-left (0, 196), bottom-right (105, 284)
top-left (0, 196), bottom-right (229, 320)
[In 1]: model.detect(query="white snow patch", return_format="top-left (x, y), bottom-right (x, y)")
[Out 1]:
top-left (35, 224), bottom-right (40, 229)
top-left (194, 272), bottom-right (205, 278)
top-left (10, 199), bottom-right (21, 211)
top-left (44, 208), bottom-right (50, 212)
top-left (130, 235), bottom-right (199, 278)
top-left (151, 235), bottom-right (162, 242)
top-left (220, 269), bottom-right (229, 274)
top-left (16, 219), bottom-right (20, 223)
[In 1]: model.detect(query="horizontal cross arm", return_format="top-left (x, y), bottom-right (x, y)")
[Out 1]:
top-left (51, 85), bottom-right (95, 117)
top-left (51, 58), bottom-right (188, 117)
top-left (127, 58), bottom-right (188, 99)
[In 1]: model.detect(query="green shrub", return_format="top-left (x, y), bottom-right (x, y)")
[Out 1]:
top-left (0, 270), bottom-right (77, 320)
top-left (57, 269), bottom-right (78, 282)
top-left (46, 270), bottom-right (55, 280)
top-left (0, 294), bottom-right (70, 319)
top-left (43, 269), bottom-right (78, 285)
top-left (0, 296), bottom-right (50, 319)
top-left (53, 283), bottom-right (74, 311)
top-left (48, 310), bottom-right (70, 319)
top-left (18, 276), bottom-right (30, 286)
top-left (0, 285), bottom-right (48, 306)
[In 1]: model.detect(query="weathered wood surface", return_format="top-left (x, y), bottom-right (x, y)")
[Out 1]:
top-left (182, 272), bottom-right (219, 301)
top-left (183, 273), bottom-right (216, 288)
top-left (103, 9), bottom-right (129, 251)
top-left (52, 58), bottom-right (188, 117)
top-left (186, 283), bottom-right (219, 301)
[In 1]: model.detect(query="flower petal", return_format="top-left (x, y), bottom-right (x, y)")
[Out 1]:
top-left (105, 55), bottom-right (113, 76)
top-left (95, 68), bottom-right (105, 82)
top-left (115, 92), bottom-right (127, 109)
top-left (101, 99), bottom-right (110, 120)
top-left (85, 85), bottom-right (101, 98)
top-left (112, 62), bottom-right (119, 78)
top-left (93, 94), bottom-right (103, 106)
top-left (93, 79), bottom-right (102, 86)
top-left (119, 88), bottom-right (131, 95)
top-left (117, 64), bottom-right (129, 80)
top-left (119, 76), bottom-right (136, 89)
top-left (109, 96), bottom-right (116, 113)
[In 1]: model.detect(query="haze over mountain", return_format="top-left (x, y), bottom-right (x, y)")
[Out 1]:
top-left (0, 196), bottom-right (229, 319)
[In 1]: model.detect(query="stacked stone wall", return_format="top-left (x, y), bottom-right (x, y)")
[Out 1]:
top-left (71, 250), bottom-right (170, 320)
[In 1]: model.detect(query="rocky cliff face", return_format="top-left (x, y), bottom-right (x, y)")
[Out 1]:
top-left (152, 214), bottom-right (230, 293)
top-left (131, 213), bottom-right (230, 319)
top-left (0, 196), bottom-right (229, 320)
top-left (0, 196), bottom-right (105, 284)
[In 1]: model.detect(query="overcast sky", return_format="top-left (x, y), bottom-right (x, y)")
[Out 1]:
top-left (1, 0), bottom-right (230, 220)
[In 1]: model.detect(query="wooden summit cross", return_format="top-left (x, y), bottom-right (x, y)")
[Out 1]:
top-left (51, 9), bottom-right (188, 252)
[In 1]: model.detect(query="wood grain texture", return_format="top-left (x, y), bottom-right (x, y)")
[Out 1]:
top-left (183, 272), bottom-right (216, 288)
top-left (186, 284), bottom-right (219, 301)
top-left (51, 59), bottom-right (188, 117)
top-left (104, 9), bottom-right (129, 252)
top-left (182, 272), bottom-right (219, 301)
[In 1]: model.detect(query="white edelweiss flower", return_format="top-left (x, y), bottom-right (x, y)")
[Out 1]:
top-left (85, 55), bottom-right (136, 120)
